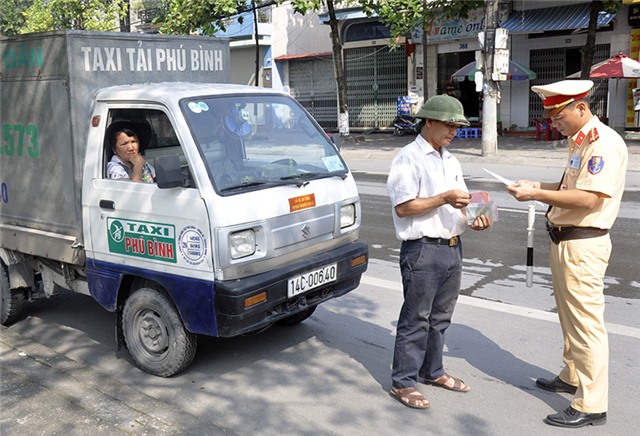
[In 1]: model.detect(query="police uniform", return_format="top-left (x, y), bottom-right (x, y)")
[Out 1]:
top-left (532, 80), bottom-right (628, 415)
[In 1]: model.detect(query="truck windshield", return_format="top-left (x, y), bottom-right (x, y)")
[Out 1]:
top-left (181, 94), bottom-right (347, 194)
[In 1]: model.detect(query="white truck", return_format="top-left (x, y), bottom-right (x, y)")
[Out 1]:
top-left (0, 30), bottom-right (368, 376)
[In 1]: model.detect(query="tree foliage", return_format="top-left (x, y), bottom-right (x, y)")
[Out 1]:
top-left (158, 1), bottom-right (340, 35)
top-left (159, 0), bottom-right (255, 35)
top-left (0, 0), bottom-right (129, 35)
top-left (2, 0), bottom-right (484, 38)
top-left (0, 0), bottom-right (31, 36)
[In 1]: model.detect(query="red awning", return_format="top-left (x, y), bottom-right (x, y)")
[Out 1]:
top-left (274, 52), bottom-right (332, 61)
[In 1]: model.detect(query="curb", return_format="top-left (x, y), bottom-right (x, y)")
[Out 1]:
top-left (337, 133), bottom-right (640, 172)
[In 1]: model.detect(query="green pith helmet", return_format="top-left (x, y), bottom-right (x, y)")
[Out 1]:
top-left (414, 94), bottom-right (470, 126)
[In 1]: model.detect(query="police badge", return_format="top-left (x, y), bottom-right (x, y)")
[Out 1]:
top-left (588, 156), bottom-right (604, 175)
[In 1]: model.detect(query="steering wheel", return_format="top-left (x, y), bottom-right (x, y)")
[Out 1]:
top-left (270, 158), bottom-right (297, 166)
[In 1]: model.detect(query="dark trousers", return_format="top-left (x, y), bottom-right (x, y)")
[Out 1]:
top-left (391, 238), bottom-right (463, 388)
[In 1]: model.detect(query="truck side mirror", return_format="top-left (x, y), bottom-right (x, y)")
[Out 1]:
top-left (154, 155), bottom-right (183, 189)
top-left (328, 132), bottom-right (340, 151)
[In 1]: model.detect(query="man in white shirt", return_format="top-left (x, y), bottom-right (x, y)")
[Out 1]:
top-left (387, 94), bottom-right (491, 409)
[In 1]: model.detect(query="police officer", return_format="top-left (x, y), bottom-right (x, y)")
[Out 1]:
top-left (386, 95), bottom-right (491, 409)
top-left (507, 80), bottom-right (628, 428)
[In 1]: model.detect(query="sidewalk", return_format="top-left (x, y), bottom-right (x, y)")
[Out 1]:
top-left (338, 132), bottom-right (640, 190)
top-left (338, 131), bottom-right (640, 167)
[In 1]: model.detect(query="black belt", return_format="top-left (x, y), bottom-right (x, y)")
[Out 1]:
top-left (546, 222), bottom-right (608, 244)
top-left (415, 235), bottom-right (460, 247)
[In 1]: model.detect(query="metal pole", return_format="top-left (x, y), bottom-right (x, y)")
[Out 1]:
top-left (481, 0), bottom-right (500, 157)
top-left (526, 201), bottom-right (535, 287)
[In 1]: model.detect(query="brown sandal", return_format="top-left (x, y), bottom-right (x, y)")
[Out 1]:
top-left (389, 387), bottom-right (431, 409)
top-left (425, 373), bottom-right (470, 393)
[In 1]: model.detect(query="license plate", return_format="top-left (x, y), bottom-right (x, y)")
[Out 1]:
top-left (287, 263), bottom-right (337, 298)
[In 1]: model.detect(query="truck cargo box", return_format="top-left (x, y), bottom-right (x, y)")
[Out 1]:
top-left (0, 30), bottom-right (230, 264)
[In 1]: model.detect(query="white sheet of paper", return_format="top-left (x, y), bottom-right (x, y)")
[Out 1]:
top-left (483, 167), bottom-right (545, 207)
top-left (483, 167), bottom-right (515, 185)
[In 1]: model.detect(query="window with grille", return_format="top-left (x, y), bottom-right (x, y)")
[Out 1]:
top-left (345, 46), bottom-right (408, 129)
top-left (529, 44), bottom-right (610, 125)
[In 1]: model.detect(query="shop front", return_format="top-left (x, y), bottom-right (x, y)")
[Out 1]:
top-left (284, 2), bottom-right (632, 133)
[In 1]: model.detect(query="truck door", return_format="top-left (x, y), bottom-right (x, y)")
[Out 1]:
top-left (84, 108), bottom-right (213, 282)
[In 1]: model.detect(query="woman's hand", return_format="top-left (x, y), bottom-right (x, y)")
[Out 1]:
top-left (129, 153), bottom-right (146, 168)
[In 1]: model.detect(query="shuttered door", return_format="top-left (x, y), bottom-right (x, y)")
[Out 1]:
top-left (529, 44), bottom-right (609, 124)
top-left (289, 56), bottom-right (337, 130)
top-left (345, 46), bottom-right (408, 129)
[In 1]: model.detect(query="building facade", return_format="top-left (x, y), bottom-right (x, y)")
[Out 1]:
top-left (270, 0), bottom-right (636, 133)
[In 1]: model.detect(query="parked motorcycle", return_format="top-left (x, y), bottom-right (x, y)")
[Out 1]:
top-left (392, 115), bottom-right (422, 136)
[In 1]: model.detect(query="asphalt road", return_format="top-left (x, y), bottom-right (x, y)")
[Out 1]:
top-left (1, 140), bottom-right (639, 435)
top-left (356, 172), bottom-right (640, 306)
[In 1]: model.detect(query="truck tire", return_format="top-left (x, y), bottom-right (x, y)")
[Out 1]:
top-left (122, 287), bottom-right (197, 377)
top-left (1, 262), bottom-right (26, 326)
top-left (277, 306), bottom-right (317, 326)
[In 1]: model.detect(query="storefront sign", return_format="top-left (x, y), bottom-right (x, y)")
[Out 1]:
top-left (411, 5), bottom-right (509, 42)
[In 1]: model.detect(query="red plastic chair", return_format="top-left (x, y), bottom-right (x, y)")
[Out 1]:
top-left (545, 119), bottom-right (564, 140)
top-left (533, 118), bottom-right (550, 141)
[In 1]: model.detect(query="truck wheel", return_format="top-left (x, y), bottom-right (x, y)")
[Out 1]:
top-left (122, 287), bottom-right (197, 377)
top-left (277, 306), bottom-right (317, 326)
top-left (1, 262), bottom-right (26, 326)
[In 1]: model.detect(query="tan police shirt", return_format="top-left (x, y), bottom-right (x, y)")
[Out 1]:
top-left (548, 116), bottom-right (628, 229)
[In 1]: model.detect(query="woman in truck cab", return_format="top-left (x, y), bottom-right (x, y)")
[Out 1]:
top-left (106, 120), bottom-right (155, 183)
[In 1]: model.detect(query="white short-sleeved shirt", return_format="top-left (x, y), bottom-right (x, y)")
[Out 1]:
top-left (386, 134), bottom-right (468, 241)
top-left (107, 154), bottom-right (156, 182)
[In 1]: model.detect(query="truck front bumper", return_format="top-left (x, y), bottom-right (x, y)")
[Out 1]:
top-left (214, 241), bottom-right (368, 337)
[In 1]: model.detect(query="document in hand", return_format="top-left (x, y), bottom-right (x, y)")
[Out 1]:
top-left (466, 191), bottom-right (499, 225)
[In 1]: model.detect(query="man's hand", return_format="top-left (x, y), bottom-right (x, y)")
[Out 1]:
top-left (470, 215), bottom-right (491, 231)
top-left (507, 180), bottom-right (538, 202)
top-left (442, 189), bottom-right (471, 209)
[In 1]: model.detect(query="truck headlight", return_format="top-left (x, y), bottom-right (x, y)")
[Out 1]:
top-left (340, 204), bottom-right (356, 228)
top-left (229, 229), bottom-right (256, 259)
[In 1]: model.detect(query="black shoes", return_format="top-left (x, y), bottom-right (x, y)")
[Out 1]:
top-left (537, 377), bottom-right (606, 427)
top-left (544, 406), bottom-right (607, 428)
top-left (536, 376), bottom-right (578, 394)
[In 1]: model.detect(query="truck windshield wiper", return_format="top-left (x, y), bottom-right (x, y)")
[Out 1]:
top-left (280, 172), bottom-right (325, 187)
top-left (219, 180), bottom-right (272, 192)
top-left (280, 172), bottom-right (321, 181)
top-left (281, 172), bottom-right (348, 184)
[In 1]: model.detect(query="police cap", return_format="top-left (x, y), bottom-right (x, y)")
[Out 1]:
top-left (531, 80), bottom-right (593, 117)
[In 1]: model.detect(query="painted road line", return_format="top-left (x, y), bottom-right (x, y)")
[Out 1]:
top-left (361, 275), bottom-right (640, 339)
